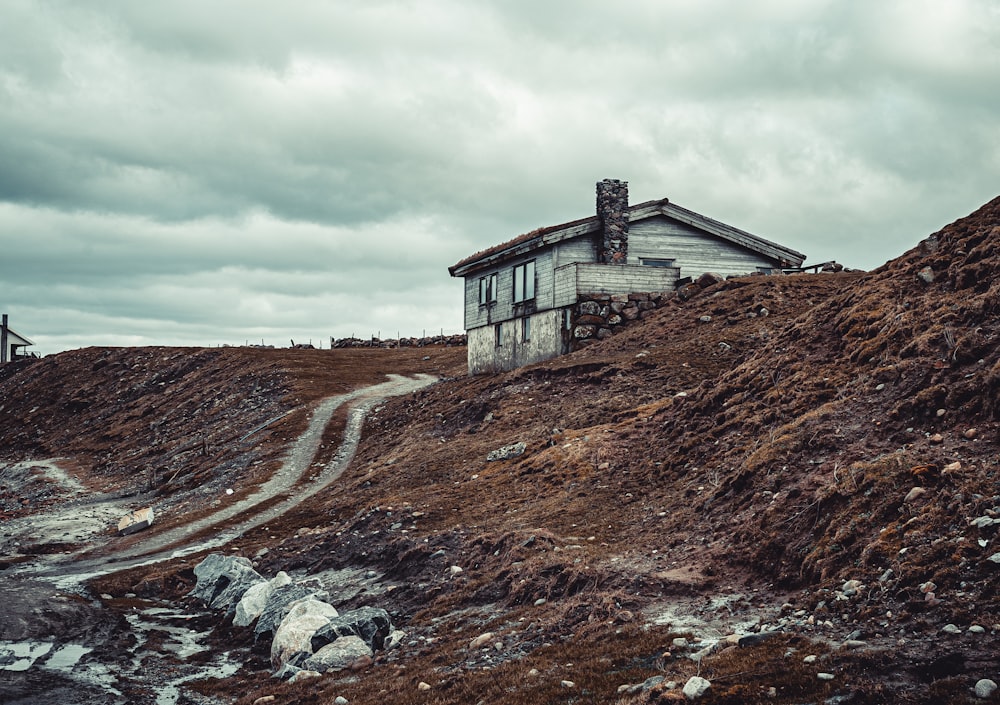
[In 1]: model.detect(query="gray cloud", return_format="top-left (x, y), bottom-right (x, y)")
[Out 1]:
top-left (1, 0), bottom-right (998, 354)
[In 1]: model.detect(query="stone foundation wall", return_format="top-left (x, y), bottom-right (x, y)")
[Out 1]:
top-left (569, 291), bottom-right (668, 349)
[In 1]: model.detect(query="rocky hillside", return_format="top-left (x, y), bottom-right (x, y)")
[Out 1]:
top-left (2, 197), bottom-right (1000, 704)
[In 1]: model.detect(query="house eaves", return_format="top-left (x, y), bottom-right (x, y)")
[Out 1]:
top-left (449, 195), bottom-right (806, 277)
top-left (2, 327), bottom-right (34, 347)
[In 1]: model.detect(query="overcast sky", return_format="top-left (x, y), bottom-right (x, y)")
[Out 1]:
top-left (2, 1), bottom-right (998, 354)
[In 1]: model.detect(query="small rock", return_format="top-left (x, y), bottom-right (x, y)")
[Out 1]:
top-left (561, 680), bottom-right (575, 689)
top-left (448, 565), bottom-right (463, 576)
top-left (936, 408), bottom-right (947, 418)
top-left (335, 697), bottom-right (349, 705)
top-left (534, 598), bottom-right (546, 606)
top-left (698, 315), bottom-right (712, 323)
top-left (252, 697), bottom-right (276, 705)
top-left (916, 266), bottom-right (934, 284)
top-left (672, 637), bottom-right (689, 648)
top-left (989, 552), bottom-right (1000, 564)
top-left (842, 579), bottom-right (863, 595)
top-left (943, 460), bottom-right (962, 474)
top-left (418, 682), bottom-right (431, 691)
top-left (904, 487), bottom-right (928, 503)
top-left (803, 655), bottom-right (818, 663)
top-left (842, 640), bottom-right (867, 649)
top-left (682, 676), bottom-right (711, 699)
top-left (817, 672), bottom-right (835, 681)
top-left (487, 442), bottom-right (526, 462)
top-left (528, 668), bottom-right (539, 677)
top-left (929, 433), bottom-right (944, 444)
top-left (942, 624), bottom-right (962, 634)
top-left (975, 679), bottom-right (998, 698)
top-left (469, 632), bottom-right (495, 649)
top-left (920, 581), bottom-right (937, 594)
top-left (288, 670), bottom-right (321, 684)
top-left (964, 428), bottom-right (978, 439)
top-left (968, 625), bottom-right (986, 634)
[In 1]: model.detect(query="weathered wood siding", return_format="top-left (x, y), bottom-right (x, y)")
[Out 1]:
top-left (628, 215), bottom-right (775, 276)
top-left (554, 263), bottom-right (679, 307)
top-left (467, 309), bottom-right (563, 374)
top-left (464, 249), bottom-right (555, 330)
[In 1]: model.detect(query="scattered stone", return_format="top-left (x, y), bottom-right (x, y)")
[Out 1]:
top-left (738, 632), bottom-right (779, 648)
top-left (487, 442), bottom-right (526, 461)
top-left (943, 461), bottom-right (962, 474)
top-left (904, 487), bottom-right (928, 503)
top-left (528, 668), bottom-right (539, 677)
top-left (117, 507), bottom-right (154, 536)
top-left (672, 637), bottom-right (689, 648)
top-left (817, 672), bottom-right (835, 681)
top-left (470, 632), bottom-right (495, 649)
top-left (189, 554), bottom-right (266, 614)
top-left (418, 682), bottom-right (431, 691)
top-left (842, 640), bottom-right (867, 649)
top-left (964, 428), bottom-right (979, 439)
top-left (929, 433), bottom-right (944, 444)
top-left (916, 266), bottom-right (934, 284)
top-left (534, 598), bottom-right (546, 606)
top-left (698, 315), bottom-right (712, 323)
top-left (288, 669), bottom-right (321, 684)
top-left (630, 675), bottom-right (665, 693)
top-left (696, 272), bottom-right (724, 288)
top-left (975, 679), bottom-right (997, 699)
top-left (252, 697), bottom-right (276, 705)
top-left (682, 676), bottom-right (711, 699)
top-left (942, 624), bottom-right (962, 635)
top-left (448, 565), bottom-right (463, 576)
top-left (561, 680), bottom-right (575, 688)
top-left (385, 629), bottom-right (406, 651)
top-left (989, 553), bottom-right (1000, 564)
top-left (335, 697), bottom-right (349, 705)
top-left (920, 581), bottom-right (937, 594)
top-left (803, 655), bottom-right (818, 664)
top-left (842, 579), bottom-right (863, 595)
top-left (969, 625), bottom-right (986, 634)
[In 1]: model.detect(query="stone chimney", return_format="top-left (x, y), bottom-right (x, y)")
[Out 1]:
top-left (596, 179), bottom-right (629, 264)
top-left (1, 314), bottom-right (8, 364)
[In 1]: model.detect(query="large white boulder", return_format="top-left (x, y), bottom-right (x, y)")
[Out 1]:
top-left (270, 598), bottom-right (339, 670)
top-left (234, 571), bottom-right (292, 627)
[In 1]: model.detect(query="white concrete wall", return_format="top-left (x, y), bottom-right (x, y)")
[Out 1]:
top-left (467, 309), bottom-right (563, 375)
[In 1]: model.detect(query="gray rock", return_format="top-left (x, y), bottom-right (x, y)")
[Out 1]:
top-left (695, 272), bottom-right (724, 288)
top-left (189, 554), bottom-right (265, 614)
top-left (627, 675), bottom-right (664, 694)
top-left (989, 552), bottom-right (1000, 564)
top-left (738, 632), bottom-right (779, 648)
top-left (303, 635), bottom-right (373, 673)
top-left (255, 582), bottom-right (328, 640)
top-left (682, 676), bottom-right (711, 699)
top-left (311, 606), bottom-right (394, 653)
top-left (975, 679), bottom-right (997, 698)
top-left (942, 623), bottom-right (962, 634)
top-left (917, 266), bottom-right (935, 284)
top-left (288, 669), bottom-right (321, 684)
top-left (270, 598), bottom-right (340, 670)
top-left (487, 442), bottom-right (526, 462)
top-left (235, 571), bottom-right (292, 627)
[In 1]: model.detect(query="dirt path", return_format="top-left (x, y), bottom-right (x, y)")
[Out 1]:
top-left (10, 373), bottom-right (438, 586)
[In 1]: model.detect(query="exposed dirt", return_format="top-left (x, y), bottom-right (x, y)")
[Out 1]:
top-left (3, 196), bottom-right (1000, 704)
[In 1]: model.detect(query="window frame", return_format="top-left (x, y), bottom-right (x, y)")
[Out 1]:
top-left (512, 260), bottom-right (536, 304)
top-left (522, 316), bottom-right (531, 342)
top-left (479, 273), bottom-right (497, 305)
top-left (494, 323), bottom-right (502, 348)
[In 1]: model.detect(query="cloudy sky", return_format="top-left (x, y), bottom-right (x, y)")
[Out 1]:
top-left (2, 1), bottom-right (998, 354)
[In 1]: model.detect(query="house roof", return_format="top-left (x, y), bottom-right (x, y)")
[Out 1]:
top-left (1, 326), bottom-right (34, 347)
top-left (449, 196), bottom-right (807, 277)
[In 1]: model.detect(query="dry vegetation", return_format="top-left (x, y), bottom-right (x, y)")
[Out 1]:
top-left (3, 197), bottom-right (1000, 703)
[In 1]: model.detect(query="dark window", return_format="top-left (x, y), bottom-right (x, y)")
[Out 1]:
top-left (640, 257), bottom-right (676, 268)
top-left (494, 323), bottom-right (502, 348)
top-left (513, 260), bottom-right (535, 303)
top-left (479, 274), bottom-right (497, 305)
top-left (522, 317), bottom-right (531, 342)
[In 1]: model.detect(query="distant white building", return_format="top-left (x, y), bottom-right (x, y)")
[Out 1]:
top-left (1, 314), bottom-right (35, 363)
top-left (449, 179), bottom-right (806, 374)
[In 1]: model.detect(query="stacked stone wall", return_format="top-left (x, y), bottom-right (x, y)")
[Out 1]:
top-left (569, 291), bottom-right (667, 348)
top-left (331, 333), bottom-right (466, 349)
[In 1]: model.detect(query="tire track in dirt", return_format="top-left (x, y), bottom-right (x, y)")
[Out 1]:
top-left (19, 373), bottom-right (438, 586)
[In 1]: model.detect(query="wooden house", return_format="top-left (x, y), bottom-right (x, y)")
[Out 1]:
top-left (449, 180), bottom-right (806, 374)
